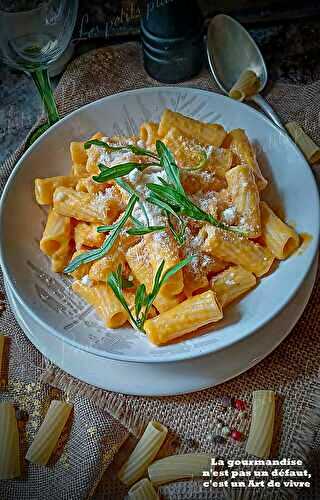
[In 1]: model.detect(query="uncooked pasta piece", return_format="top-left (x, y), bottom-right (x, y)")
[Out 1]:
top-left (26, 400), bottom-right (73, 465)
top-left (229, 70), bottom-right (260, 101)
top-left (148, 453), bottom-right (211, 486)
top-left (128, 478), bottom-right (159, 499)
top-left (245, 390), bottom-right (275, 458)
top-left (118, 421), bottom-right (168, 486)
top-left (285, 121), bottom-right (320, 164)
top-left (0, 402), bottom-right (21, 479)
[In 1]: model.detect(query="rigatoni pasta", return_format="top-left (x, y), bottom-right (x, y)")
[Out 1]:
top-left (34, 108), bottom-right (301, 346)
top-left (202, 226), bottom-right (274, 277)
top-left (128, 478), bottom-right (159, 500)
top-left (285, 121), bottom-right (320, 164)
top-left (0, 402), bottom-right (21, 479)
top-left (260, 201), bottom-right (300, 259)
top-left (148, 453), bottom-right (211, 486)
top-left (226, 164), bottom-right (261, 237)
top-left (26, 400), bottom-right (72, 466)
top-left (211, 266), bottom-right (256, 307)
top-left (144, 291), bottom-right (223, 346)
top-left (118, 421), bottom-right (168, 486)
top-left (246, 390), bottom-right (275, 458)
top-left (229, 69), bottom-right (260, 101)
top-left (158, 108), bottom-right (226, 147)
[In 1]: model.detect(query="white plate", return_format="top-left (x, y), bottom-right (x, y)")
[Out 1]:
top-left (5, 259), bottom-right (317, 396)
top-left (0, 87), bottom-right (319, 363)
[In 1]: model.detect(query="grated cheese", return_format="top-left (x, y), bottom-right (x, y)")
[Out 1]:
top-left (81, 275), bottom-right (92, 286)
top-left (221, 206), bottom-right (237, 225)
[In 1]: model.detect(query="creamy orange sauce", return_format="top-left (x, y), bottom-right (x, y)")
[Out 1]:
top-left (298, 233), bottom-right (313, 255)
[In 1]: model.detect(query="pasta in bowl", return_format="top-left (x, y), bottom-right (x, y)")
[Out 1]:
top-left (36, 108), bottom-right (300, 346)
top-left (0, 87), bottom-right (318, 363)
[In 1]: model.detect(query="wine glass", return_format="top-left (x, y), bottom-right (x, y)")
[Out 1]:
top-left (0, 0), bottom-right (78, 146)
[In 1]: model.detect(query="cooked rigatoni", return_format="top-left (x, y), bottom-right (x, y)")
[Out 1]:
top-left (224, 128), bottom-right (267, 190)
top-left (118, 421), bottom-right (168, 487)
top-left (39, 210), bottom-right (73, 273)
top-left (158, 109), bottom-right (226, 147)
top-left (202, 226), bottom-right (274, 277)
top-left (140, 122), bottom-right (159, 146)
top-left (72, 281), bottom-right (128, 328)
top-left (163, 127), bottom-right (233, 176)
top-left (246, 390), bottom-right (275, 459)
top-left (0, 402), bottom-right (21, 479)
top-left (88, 249), bottom-right (124, 282)
top-left (229, 69), bottom-right (260, 101)
top-left (53, 186), bottom-right (122, 224)
top-left (126, 241), bottom-right (154, 291)
top-left (260, 202), bottom-right (300, 259)
top-left (144, 291), bottom-right (223, 346)
top-left (145, 232), bottom-right (184, 296)
top-left (148, 454), bottom-right (211, 486)
top-left (226, 165), bottom-right (261, 237)
top-left (35, 176), bottom-right (78, 205)
top-left (35, 109), bottom-right (301, 347)
top-left (26, 400), bottom-right (72, 466)
top-left (74, 222), bottom-right (105, 250)
top-left (125, 242), bottom-right (181, 313)
top-left (285, 121), bottom-right (320, 164)
top-left (71, 163), bottom-right (88, 178)
top-left (211, 266), bottom-right (256, 307)
top-left (75, 176), bottom-right (111, 194)
top-left (70, 141), bottom-right (87, 165)
top-left (128, 478), bottom-right (159, 500)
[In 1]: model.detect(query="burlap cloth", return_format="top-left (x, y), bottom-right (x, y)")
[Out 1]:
top-left (0, 42), bottom-right (320, 500)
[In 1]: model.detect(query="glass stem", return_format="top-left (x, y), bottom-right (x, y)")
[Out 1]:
top-left (31, 68), bottom-right (59, 125)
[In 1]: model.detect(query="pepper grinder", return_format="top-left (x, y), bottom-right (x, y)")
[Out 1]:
top-left (140, 0), bottom-right (204, 83)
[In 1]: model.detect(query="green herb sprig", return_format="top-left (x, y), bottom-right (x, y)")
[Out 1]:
top-left (126, 226), bottom-right (166, 236)
top-left (93, 162), bottom-right (153, 183)
top-left (116, 178), bottom-right (150, 227)
top-left (64, 194), bottom-right (138, 273)
top-left (147, 182), bottom-right (243, 234)
top-left (108, 256), bottom-right (194, 332)
top-left (84, 139), bottom-right (159, 161)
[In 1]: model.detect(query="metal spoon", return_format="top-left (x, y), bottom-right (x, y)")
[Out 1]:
top-left (207, 14), bottom-right (285, 131)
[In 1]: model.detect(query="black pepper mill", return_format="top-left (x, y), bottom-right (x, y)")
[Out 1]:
top-left (140, 0), bottom-right (204, 83)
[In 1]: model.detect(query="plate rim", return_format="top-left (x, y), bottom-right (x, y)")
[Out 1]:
top-left (0, 86), bottom-right (319, 363)
top-left (4, 257), bottom-right (317, 395)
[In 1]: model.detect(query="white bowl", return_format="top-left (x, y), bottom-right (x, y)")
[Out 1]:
top-left (0, 87), bottom-right (319, 364)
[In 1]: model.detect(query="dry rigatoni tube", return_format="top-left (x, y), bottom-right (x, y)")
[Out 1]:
top-left (0, 335), bottom-right (8, 389)
top-left (229, 69), bottom-right (260, 101)
top-left (0, 402), bottom-right (21, 479)
top-left (128, 478), bottom-right (159, 499)
top-left (144, 291), bottom-right (223, 346)
top-left (148, 454), bottom-right (211, 486)
top-left (260, 202), bottom-right (300, 259)
top-left (285, 121), bottom-right (320, 164)
top-left (26, 400), bottom-right (72, 465)
top-left (246, 390), bottom-right (275, 458)
top-left (118, 421), bottom-right (168, 487)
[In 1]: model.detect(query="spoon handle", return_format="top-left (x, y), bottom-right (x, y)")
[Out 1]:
top-left (250, 94), bottom-right (285, 131)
